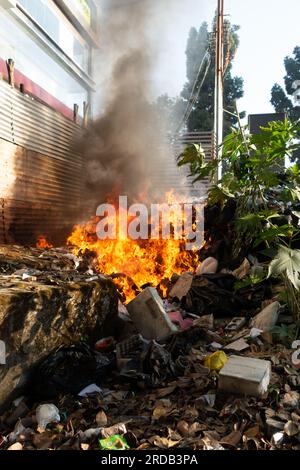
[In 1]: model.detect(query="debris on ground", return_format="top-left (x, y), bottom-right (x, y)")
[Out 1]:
top-left (204, 351), bottom-right (228, 371)
top-left (250, 301), bottom-right (281, 343)
top-left (225, 317), bottom-right (246, 333)
top-left (127, 287), bottom-right (177, 340)
top-left (169, 272), bottom-right (193, 300)
top-left (196, 257), bottom-right (218, 276)
top-left (36, 404), bottom-right (60, 432)
top-left (0, 245), bottom-right (118, 409)
top-left (99, 435), bottom-right (130, 450)
top-left (218, 356), bottom-right (271, 397)
top-left (0, 230), bottom-right (300, 451)
top-left (31, 343), bottom-right (115, 399)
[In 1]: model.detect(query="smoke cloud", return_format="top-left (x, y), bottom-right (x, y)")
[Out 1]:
top-left (78, 0), bottom-right (176, 217)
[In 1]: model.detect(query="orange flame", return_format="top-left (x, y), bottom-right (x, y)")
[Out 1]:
top-left (36, 235), bottom-right (53, 249)
top-left (67, 196), bottom-right (200, 302)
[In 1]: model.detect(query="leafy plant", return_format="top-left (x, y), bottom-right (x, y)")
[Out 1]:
top-left (234, 272), bottom-right (266, 293)
top-left (178, 118), bottom-right (300, 325)
top-left (272, 323), bottom-right (297, 346)
top-left (177, 143), bottom-right (217, 183)
top-left (268, 246), bottom-right (300, 290)
top-left (268, 384), bottom-right (281, 406)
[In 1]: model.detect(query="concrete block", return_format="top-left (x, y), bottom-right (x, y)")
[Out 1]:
top-left (127, 287), bottom-right (177, 340)
top-left (218, 355), bottom-right (271, 397)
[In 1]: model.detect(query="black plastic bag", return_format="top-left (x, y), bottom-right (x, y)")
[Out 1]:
top-left (183, 273), bottom-right (252, 317)
top-left (30, 342), bottom-right (115, 399)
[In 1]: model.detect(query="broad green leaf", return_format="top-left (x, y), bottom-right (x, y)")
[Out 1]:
top-left (208, 184), bottom-right (234, 205)
top-left (289, 187), bottom-right (300, 201)
top-left (253, 225), bottom-right (295, 247)
top-left (268, 246), bottom-right (300, 289)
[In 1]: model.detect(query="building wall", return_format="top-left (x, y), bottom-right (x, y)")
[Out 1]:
top-left (0, 79), bottom-right (83, 244)
top-left (0, 0), bottom-right (99, 118)
top-left (0, 1), bottom-right (100, 243)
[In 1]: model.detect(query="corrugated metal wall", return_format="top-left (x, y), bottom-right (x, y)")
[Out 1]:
top-left (151, 132), bottom-right (215, 200)
top-left (0, 80), bottom-right (83, 244)
top-left (171, 131), bottom-right (215, 199)
top-left (156, 132), bottom-right (215, 199)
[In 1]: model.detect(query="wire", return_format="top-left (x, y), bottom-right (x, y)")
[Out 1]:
top-left (182, 54), bottom-right (211, 127)
top-left (176, 50), bottom-right (209, 130)
top-left (175, 50), bottom-right (211, 134)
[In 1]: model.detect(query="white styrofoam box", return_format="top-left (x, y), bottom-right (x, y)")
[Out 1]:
top-left (127, 287), bottom-right (177, 341)
top-left (218, 355), bottom-right (271, 397)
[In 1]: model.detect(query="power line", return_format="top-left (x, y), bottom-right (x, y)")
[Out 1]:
top-left (176, 49), bottom-right (211, 134)
top-left (180, 54), bottom-right (211, 129)
top-left (215, 0), bottom-right (225, 180)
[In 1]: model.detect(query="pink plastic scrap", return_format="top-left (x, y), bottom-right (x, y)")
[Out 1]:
top-left (168, 311), bottom-right (194, 330)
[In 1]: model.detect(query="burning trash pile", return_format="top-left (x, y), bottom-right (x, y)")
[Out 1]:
top-left (66, 192), bottom-right (201, 303)
top-left (1, 196), bottom-right (300, 451)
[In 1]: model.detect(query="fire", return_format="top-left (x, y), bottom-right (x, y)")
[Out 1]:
top-left (67, 195), bottom-right (200, 302)
top-left (36, 235), bottom-right (53, 249)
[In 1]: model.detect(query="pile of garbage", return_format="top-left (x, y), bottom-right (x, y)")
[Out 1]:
top-left (0, 239), bottom-right (300, 450)
top-left (0, 245), bottom-right (118, 410)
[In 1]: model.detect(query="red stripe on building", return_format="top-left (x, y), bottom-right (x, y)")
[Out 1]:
top-left (0, 57), bottom-right (75, 122)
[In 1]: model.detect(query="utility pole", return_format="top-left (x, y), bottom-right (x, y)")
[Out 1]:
top-left (214, 0), bottom-right (224, 180)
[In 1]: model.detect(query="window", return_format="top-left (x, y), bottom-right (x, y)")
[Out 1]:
top-left (17, 0), bottom-right (90, 73)
top-left (18, 0), bottom-right (59, 43)
top-left (63, 0), bottom-right (98, 33)
top-left (0, 10), bottom-right (88, 116)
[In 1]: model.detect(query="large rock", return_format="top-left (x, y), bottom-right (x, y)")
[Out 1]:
top-left (0, 246), bottom-right (118, 410)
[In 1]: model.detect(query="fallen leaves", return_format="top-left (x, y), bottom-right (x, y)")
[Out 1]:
top-left (1, 322), bottom-right (300, 451)
top-left (176, 420), bottom-right (189, 437)
top-left (101, 423), bottom-right (127, 438)
top-left (95, 410), bottom-right (108, 427)
top-left (282, 391), bottom-right (300, 409)
top-left (244, 424), bottom-right (260, 438)
top-left (284, 420), bottom-right (299, 437)
top-left (150, 436), bottom-right (180, 449)
top-left (7, 442), bottom-right (23, 450)
top-left (152, 406), bottom-right (170, 421)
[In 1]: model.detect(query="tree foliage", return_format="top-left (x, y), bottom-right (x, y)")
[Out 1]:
top-left (271, 46), bottom-right (300, 120)
top-left (181, 20), bottom-right (244, 134)
top-left (271, 46), bottom-right (300, 162)
top-left (178, 119), bottom-right (300, 324)
top-left (156, 20), bottom-right (244, 134)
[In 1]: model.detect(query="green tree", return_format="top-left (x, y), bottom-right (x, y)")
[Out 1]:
top-left (271, 47), bottom-right (300, 162)
top-left (155, 20), bottom-right (244, 135)
top-left (180, 20), bottom-right (244, 134)
top-left (154, 94), bottom-right (186, 134)
top-left (271, 46), bottom-right (300, 120)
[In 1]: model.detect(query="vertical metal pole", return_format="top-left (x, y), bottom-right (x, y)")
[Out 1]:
top-left (214, 0), bottom-right (224, 180)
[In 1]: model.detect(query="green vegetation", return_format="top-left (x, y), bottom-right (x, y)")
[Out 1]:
top-left (178, 119), bottom-right (300, 330)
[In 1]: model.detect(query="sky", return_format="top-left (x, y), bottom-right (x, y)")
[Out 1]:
top-left (151, 0), bottom-right (300, 118)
